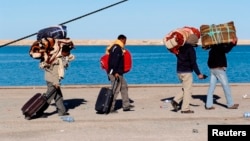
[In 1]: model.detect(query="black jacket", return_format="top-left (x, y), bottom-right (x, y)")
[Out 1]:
top-left (207, 43), bottom-right (234, 68)
top-left (176, 44), bottom-right (201, 75)
top-left (108, 44), bottom-right (124, 75)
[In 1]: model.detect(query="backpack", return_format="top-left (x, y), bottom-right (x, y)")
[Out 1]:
top-left (37, 25), bottom-right (67, 40)
top-left (100, 49), bottom-right (132, 73)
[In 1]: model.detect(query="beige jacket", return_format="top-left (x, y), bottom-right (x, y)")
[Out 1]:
top-left (42, 54), bottom-right (75, 85)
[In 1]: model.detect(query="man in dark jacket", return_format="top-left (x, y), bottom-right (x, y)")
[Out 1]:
top-left (107, 34), bottom-right (134, 113)
top-left (171, 34), bottom-right (206, 114)
top-left (205, 38), bottom-right (239, 110)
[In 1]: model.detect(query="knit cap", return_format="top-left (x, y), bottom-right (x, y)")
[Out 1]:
top-left (186, 34), bottom-right (198, 45)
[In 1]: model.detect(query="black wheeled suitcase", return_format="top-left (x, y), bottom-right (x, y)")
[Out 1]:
top-left (21, 88), bottom-right (56, 120)
top-left (95, 79), bottom-right (118, 114)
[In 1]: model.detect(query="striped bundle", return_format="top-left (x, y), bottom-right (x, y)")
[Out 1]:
top-left (200, 21), bottom-right (237, 50)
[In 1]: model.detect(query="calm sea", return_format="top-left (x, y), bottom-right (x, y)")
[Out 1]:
top-left (0, 45), bottom-right (250, 86)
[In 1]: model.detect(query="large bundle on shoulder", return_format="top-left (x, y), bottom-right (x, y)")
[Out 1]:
top-left (29, 25), bottom-right (75, 66)
top-left (29, 38), bottom-right (74, 64)
top-left (163, 26), bottom-right (200, 54)
top-left (200, 21), bottom-right (237, 49)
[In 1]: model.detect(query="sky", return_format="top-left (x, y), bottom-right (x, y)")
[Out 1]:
top-left (0, 0), bottom-right (249, 40)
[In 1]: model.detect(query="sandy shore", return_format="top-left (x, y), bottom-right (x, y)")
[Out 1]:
top-left (0, 39), bottom-right (250, 46)
top-left (0, 84), bottom-right (249, 141)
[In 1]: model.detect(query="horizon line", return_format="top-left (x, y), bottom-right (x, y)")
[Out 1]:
top-left (0, 39), bottom-right (250, 46)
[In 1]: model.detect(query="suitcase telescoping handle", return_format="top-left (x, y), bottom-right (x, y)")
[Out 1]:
top-left (44, 86), bottom-right (58, 99)
top-left (111, 77), bottom-right (119, 94)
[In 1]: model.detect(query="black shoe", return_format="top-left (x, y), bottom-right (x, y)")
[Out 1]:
top-left (59, 112), bottom-right (70, 116)
top-left (171, 100), bottom-right (179, 111)
top-left (123, 108), bottom-right (134, 112)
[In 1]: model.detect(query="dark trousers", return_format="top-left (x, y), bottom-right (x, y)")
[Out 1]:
top-left (37, 81), bottom-right (66, 115)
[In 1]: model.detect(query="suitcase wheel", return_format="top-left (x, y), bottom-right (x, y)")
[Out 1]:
top-left (24, 114), bottom-right (31, 120)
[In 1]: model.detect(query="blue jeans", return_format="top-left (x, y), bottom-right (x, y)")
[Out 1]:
top-left (206, 68), bottom-right (234, 108)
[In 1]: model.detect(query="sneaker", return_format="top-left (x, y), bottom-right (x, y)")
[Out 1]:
top-left (228, 104), bottom-right (239, 109)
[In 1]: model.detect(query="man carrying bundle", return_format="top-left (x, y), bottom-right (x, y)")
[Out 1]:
top-left (171, 34), bottom-right (207, 114)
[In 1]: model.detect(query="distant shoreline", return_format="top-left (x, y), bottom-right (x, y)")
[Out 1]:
top-left (0, 39), bottom-right (250, 46)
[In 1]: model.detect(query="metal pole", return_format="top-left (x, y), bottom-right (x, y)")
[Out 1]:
top-left (0, 0), bottom-right (128, 48)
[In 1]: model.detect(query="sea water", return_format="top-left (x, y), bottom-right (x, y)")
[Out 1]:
top-left (0, 45), bottom-right (250, 86)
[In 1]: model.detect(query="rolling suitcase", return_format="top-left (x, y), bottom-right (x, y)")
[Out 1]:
top-left (95, 78), bottom-right (118, 114)
top-left (21, 88), bottom-right (56, 120)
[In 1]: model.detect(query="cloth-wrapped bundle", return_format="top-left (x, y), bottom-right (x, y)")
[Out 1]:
top-left (29, 38), bottom-right (74, 64)
top-left (163, 26), bottom-right (200, 54)
top-left (200, 21), bottom-right (237, 49)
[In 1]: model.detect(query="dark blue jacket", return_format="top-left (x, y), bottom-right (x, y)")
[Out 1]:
top-left (108, 44), bottom-right (124, 75)
top-left (207, 43), bottom-right (234, 68)
top-left (176, 44), bottom-right (201, 75)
